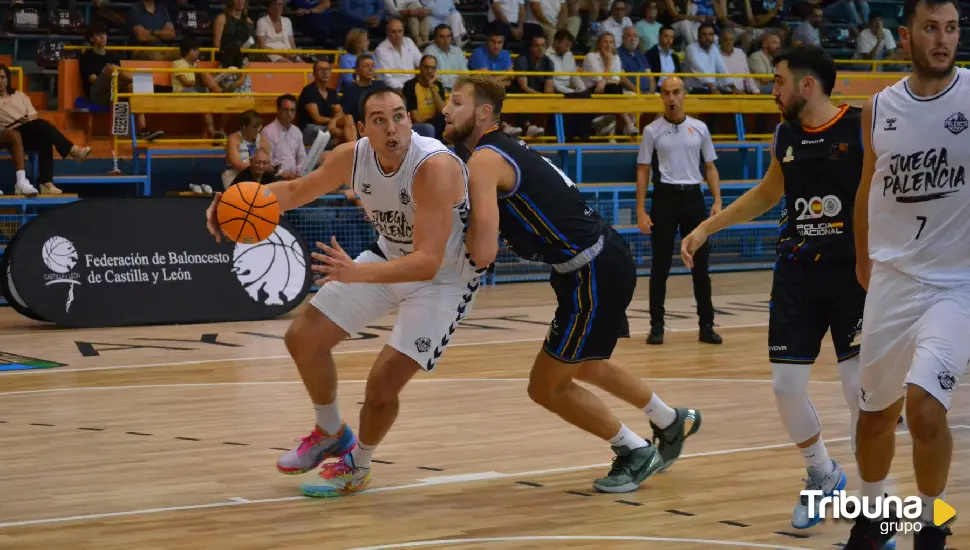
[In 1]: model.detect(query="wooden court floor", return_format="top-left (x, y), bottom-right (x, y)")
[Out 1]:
top-left (0, 271), bottom-right (967, 550)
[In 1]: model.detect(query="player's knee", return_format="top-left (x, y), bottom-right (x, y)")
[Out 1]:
top-left (363, 380), bottom-right (400, 411)
top-left (905, 385), bottom-right (948, 443)
top-left (771, 364), bottom-right (810, 398)
top-left (527, 369), bottom-right (569, 406)
top-left (858, 407), bottom-right (898, 438)
top-left (284, 308), bottom-right (339, 359)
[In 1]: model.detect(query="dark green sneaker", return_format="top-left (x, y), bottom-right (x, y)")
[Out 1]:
top-left (651, 407), bottom-right (702, 472)
top-left (592, 445), bottom-right (664, 493)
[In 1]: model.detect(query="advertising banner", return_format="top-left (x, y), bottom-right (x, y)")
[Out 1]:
top-left (0, 197), bottom-right (312, 328)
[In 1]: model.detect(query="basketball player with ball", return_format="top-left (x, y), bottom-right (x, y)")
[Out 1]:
top-left (206, 87), bottom-right (484, 497)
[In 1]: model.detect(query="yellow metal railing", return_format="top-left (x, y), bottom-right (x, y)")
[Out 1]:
top-left (10, 66), bottom-right (24, 91)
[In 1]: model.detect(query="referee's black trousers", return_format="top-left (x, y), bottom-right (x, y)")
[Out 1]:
top-left (648, 183), bottom-right (714, 328)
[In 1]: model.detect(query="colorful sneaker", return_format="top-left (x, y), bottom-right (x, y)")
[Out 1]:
top-left (791, 458), bottom-right (846, 529)
top-left (276, 424), bottom-right (356, 475)
top-left (301, 453), bottom-right (372, 498)
top-left (651, 407), bottom-right (702, 472)
top-left (592, 444), bottom-right (664, 493)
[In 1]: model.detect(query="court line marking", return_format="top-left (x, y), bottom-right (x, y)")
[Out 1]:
top-left (343, 536), bottom-right (813, 550)
top-left (0, 323), bottom-right (769, 378)
top-left (1, 426), bottom-right (954, 530)
top-left (0, 377), bottom-right (848, 397)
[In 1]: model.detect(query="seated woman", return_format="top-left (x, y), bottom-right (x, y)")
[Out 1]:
top-left (214, 40), bottom-right (253, 94)
top-left (222, 109), bottom-right (271, 189)
top-left (582, 32), bottom-right (637, 136)
top-left (337, 28), bottom-right (369, 92)
top-left (0, 65), bottom-right (89, 195)
top-left (256, 0), bottom-right (298, 62)
top-left (213, 0), bottom-right (255, 50)
top-left (0, 129), bottom-right (35, 196)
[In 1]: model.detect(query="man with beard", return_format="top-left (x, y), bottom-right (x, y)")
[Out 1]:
top-left (681, 45), bottom-right (868, 531)
top-left (444, 74), bottom-right (703, 494)
top-left (848, 0), bottom-right (968, 547)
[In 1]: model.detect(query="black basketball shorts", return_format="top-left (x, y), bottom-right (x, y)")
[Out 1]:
top-left (543, 229), bottom-right (636, 363)
top-left (768, 260), bottom-right (866, 364)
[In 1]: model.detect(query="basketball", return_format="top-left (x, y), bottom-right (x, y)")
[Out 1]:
top-left (216, 181), bottom-right (280, 244)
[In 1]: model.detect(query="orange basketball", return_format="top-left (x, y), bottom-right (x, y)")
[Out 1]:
top-left (216, 181), bottom-right (280, 244)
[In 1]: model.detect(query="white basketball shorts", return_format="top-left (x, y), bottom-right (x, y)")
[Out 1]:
top-left (309, 248), bottom-right (481, 371)
top-left (859, 263), bottom-right (970, 412)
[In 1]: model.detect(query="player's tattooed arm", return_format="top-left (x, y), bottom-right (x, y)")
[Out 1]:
top-left (854, 96), bottom-right (877, 290)
top-left (464, 148), bottom-right (507, 268)
top-left (266, 142), bottom-right (355, 211)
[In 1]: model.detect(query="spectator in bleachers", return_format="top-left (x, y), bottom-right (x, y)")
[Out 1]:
top-left (619, 26), bottom-right (655, 93)
top-left (231, 148), bottom-right (279, 186)
top-left (489, 0), bottom-right (526, 41)
top-left (297, 59), bottom-right (357, 146)
top-left (424, 24), bottom-right (467, 91)
top-left (375, 18), bottom-right (423, 89)
top-left (291, 0), bottom-right (334, 47)
top-left (426, 0), bottom-right (468, 47)
top-left (646, 25), bottom-right (682, 87)
top-left (684, 22), bottom-right (736, 92)
top-left (257, 0), bottom-right (299, 62)
top-left (341, 54), bottom-right (388, 123)
top-left (214, 0), bottom-right (255, 50)
top-left (172, 37), bottom-right (224, 138)
top-left (0, 65), bottom-right (88, 195)
top-left (822, 0), bottom-right (868, 28)
top-left (737, 0), bottom-right (785, 50)
top-left (339, 29), bottom-right (372, 91)
top-left (524, 0), bottom-right (574, 44)
top-left (469, 30), bottom-right (514, 89)
top-left (583, 32), bottom-right (638, 134)
top-left (511, 36), bottom-right (555, 137)
top-left (262, 94), bottom-right (306, 180)
top-left (747, 29), bottom-right (781, 92)
top-left (546, 30), bottom-right (587, 94)
top-left (601, 0), bottom-right (634, 44)
top-left (791, 6), bottom-right (822, 45)
top-left (402, 54), bottom-right (446, 138)
top-left (340, 0), bottom-right (386, 36)
top-left (666, 0), bottom-right (717, 44)
top-left (215, 40), bottom-right (253, 94)
top-left (854, 12), bottom-right (898, 66)
top-left (80, 22), bottom-right (164, 142)
top-left (129, 0), bottom-right (179, 61)
top-left (0, 129), bottom-right (34, 196)
top-left (718, 28), bottom-right (758, 92)
top-left (223, 108), bottom-right (270, 188)
top-left (635, 1), bottom-right (663, 52)
top-left (385, 0), bottom-right (433, 48)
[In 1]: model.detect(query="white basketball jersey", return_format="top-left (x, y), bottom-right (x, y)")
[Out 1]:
top-left (350, 132), bottom-right (480, 284)
top-left (869, 68), bottom-right (970, 287)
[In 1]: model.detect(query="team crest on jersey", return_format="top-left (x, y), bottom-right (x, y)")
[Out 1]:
top-left (829, 142), bottom-right (848, 160)
top-left (945, 112), bottom-right (968, 135)
top-left (400, 189), bottom-right (411, 205)
top-left (783, 146), bottom-right (794, 163)
top-left (360, 182), bottom-right (372, 194)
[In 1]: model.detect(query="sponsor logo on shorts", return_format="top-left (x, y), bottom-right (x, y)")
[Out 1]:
top-left (768, 345), bottom-right (787, 351)
top-left (414, 337), bottom-right (431, 353)
top-left (938, 371), bottom-right (956, 391)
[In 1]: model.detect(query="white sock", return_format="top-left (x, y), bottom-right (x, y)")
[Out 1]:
top-left (609, 424), bottom-right (649, 451)
top-left (351, 442), bottom-right (376, 469)
top-left (644, 394), bottom-right (677, 429)
top-left (15, 170), bottom-right (26, 184)
top-left (838, 357), bottom-right (861, 455)
top-left (801, 439), bottom-right (834, 473)
top-left (861, 479), bottom-right (886, 514)
top-left (919, 490), bottom-right (942, 523)
top-left (313, 401), bottom-right (342, 435)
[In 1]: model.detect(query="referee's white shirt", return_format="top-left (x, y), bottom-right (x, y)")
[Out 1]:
top-left (637, 116), bottom-right (717, 184)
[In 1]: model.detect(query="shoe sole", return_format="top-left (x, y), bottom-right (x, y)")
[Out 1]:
top-left (276, 431), bottom-right (358, 475)
top-left (301, 474), bottom-right (372, 498)
top-left (592, 451), bottom-right (664, 493)
top-left (791, 470), bottom-right (847, 529)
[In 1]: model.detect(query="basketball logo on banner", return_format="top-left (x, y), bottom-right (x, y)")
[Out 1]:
top-left (112, 101), bottom-right (130, 136)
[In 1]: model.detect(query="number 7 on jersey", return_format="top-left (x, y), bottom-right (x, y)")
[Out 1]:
top-left (915, 216), bottom-right (927, 240)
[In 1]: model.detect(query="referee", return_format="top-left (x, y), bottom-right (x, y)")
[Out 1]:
top-left (636, 76), bottom-right (722, 346)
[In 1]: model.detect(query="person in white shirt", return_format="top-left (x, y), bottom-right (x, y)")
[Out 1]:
top-left (546, 29), bottom-right (586, 93)
top-left (489, 0), bottom-right (525, 40)
top-left (524, 0), bottom-right (572, 44)
top-left (385, 0), bottom-right (432, 48)
top-left (375, 17), bottom-right (423, 89)
top-left (854, 12), bottom-right (898, 67)
top-left (583, 32), bottom-right (637, 134)
top-left (683, 22), bottom-right (734, 93)
top-left (256, 0), bottom-right (297, 62)
top-left (718, 28), bottom-right (758, 93)
top-left (601, 0), bottom-right (633, 44)
top-left (424, 23), bottom-right (467, 90)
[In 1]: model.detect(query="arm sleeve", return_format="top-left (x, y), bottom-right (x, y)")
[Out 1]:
top-left (637, 126), bottom-right (654, 164)
top-left (701, 124), bottom-right (717, 162)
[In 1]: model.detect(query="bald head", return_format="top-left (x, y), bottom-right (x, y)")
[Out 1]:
top-left (660, 77), bottom-right (686, 119)
top-left (661, 76), bottom-right (685, 94)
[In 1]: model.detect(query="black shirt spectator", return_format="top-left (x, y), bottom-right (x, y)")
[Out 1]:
top-left (342, 80), bottom-right (388, 123)
top-left (78, 45), bottom-right (121, 101)
top-left (511, 42), bottom-right (554, 94)
top-left (296, 82), bottom-right (339, 129)
top-left (232, 167), bottom-right (279, 185)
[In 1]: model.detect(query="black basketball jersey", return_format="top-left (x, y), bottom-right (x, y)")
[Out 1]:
top-left (461, 129), bottom-right (610, 265)
top-left (774, 105), bottom-right (864, 263)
